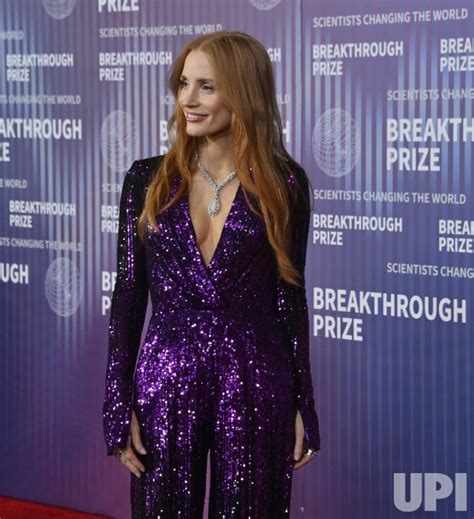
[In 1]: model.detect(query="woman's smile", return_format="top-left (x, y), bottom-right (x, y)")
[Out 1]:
top-left (185, 112), bottom-right (209, 122)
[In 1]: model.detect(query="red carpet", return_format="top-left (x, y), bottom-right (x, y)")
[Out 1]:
top-left (0, 496), bottom-right (111, 518)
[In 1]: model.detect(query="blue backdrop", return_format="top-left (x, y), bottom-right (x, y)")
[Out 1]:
top-left (0, 1), bottom-right (472, 518)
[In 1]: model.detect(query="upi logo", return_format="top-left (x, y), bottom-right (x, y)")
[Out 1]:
top-left (393, 473), bottom-right (467, 512)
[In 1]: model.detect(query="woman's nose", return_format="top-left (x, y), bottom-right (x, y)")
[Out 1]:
top-left (180, 86), bottom-right (199, 106)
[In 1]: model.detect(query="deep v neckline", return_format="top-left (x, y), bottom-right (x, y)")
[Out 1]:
top-left (185, 180), bottom-right (242, 271)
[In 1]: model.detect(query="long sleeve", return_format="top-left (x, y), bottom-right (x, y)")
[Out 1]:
top-left (102, 160), bottom-right (149, 456)
top-left (276, 167), bottom-right (321, 453)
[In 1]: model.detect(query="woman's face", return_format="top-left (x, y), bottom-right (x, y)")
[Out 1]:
top-left (177, 50), bottom-right (232, 140)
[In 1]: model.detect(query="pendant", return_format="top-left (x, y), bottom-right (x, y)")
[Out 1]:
top-left (208, 195), bottom-right (221, 217)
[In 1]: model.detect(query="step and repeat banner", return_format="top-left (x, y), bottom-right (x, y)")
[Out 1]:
top-left (0, 0), bottom-right (472, 518)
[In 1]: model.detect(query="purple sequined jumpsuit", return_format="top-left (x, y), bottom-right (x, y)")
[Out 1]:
top-left (103, 155), bottom-right (320, 518)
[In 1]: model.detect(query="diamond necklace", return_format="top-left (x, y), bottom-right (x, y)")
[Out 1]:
top-left (194, 153), bottom-right (238, 217)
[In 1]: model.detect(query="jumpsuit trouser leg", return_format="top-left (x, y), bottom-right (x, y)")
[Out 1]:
top-left (131, 335), bottom-right (296, 518)
top-left (131, 345), bottom-right (213, 518)
top-left (207, 347), bottom-right (296, 518)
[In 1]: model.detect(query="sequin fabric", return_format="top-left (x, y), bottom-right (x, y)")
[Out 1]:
top-left (103, 155), bottom-right (321, 518)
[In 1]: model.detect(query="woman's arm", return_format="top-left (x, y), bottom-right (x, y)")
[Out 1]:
top-left (102, 160), bottom-right (149, 456)
top-left (276, 166), bottom-right (321, 453)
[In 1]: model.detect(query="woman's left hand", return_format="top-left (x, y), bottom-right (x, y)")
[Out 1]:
top-left (293, 409), bottom-right (316, 470)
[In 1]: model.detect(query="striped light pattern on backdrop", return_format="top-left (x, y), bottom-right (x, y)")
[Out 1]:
top-left (1, 0), bottom-right (473, 518)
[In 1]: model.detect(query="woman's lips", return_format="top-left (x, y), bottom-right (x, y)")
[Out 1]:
top-left (185, 113), bottom-right (208, 122)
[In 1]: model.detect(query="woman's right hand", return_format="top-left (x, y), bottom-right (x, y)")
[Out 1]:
top-left (112, 410), bottom-right (147, 478)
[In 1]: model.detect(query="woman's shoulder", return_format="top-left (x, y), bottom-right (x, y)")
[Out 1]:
top-left (119, 155), bottom-right (166, 209)
top-left (127, 154), bottom-right (165, 181)
top-left (281, 156), bottom-right (310, 207)
top-left (283, 156), bottom-right (308, 187)
top-left (121, 154), bottom-right (165, 192)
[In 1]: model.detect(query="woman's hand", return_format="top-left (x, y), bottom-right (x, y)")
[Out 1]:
top-left (293, 409), bottom-right (316, 470)
top-left (112, 410), bottom-right (147, 478)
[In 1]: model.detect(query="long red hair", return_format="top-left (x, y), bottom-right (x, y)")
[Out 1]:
top-left (137, 31), bottom-right (311, 286)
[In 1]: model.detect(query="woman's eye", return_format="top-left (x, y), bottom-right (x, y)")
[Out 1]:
top-left (178, 80), bottom-right (213, 92)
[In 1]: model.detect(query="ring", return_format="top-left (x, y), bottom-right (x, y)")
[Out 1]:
top-left (114, 448), bottom-right (124, 459)
top-left (304, 448), bottom-right (316, 457)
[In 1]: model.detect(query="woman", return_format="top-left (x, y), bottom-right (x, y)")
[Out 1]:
top-left (103, 31), bottom-right (321, 518)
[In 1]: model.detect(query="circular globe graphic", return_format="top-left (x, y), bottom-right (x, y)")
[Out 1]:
top-left (312, 108), bottom-right (361, 177)
top-left (44, 257), bottom-right (82, 317)
top-left (42, 0), bottom-right (77, 19)
top-left (249, 0), bottom-right (282, 10)
top-left (100, 110), bottom-right (138, 173)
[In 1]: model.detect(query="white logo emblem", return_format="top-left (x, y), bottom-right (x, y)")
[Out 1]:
top-left (312, 108), bottom-right (361, 177)
top-left (42, 0), bottom-right (77, 19)
top-left (45, 257), bottom-right (82, 317)
top-left (249, 0), bottom-right (282, 10)
top-left (100, 111), bottom-right (138, 173)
